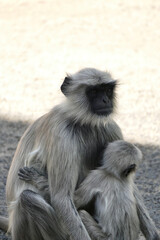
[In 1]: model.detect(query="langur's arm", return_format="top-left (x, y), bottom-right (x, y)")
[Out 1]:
top-left (134, 185), bottom-right (160, 240)
top-left (75, 172), bottom-right (110, 240)
top-left (79, 210), bottom-right (110, 240)
top-left (48, 153), bottom-right (92, 240)
top-left (107, 120), bottom-right (123, 141)
top-left (18, 167), bottom-right (50, 202)
top-left (74, 170), bottom-right (100, 209)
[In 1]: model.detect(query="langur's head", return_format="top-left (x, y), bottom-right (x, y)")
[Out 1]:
top-left (60, 68), bottom-right (117, 125)
top-left (101, 140), bottom-right (143, 180)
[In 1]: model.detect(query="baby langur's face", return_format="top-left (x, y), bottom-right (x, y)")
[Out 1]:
top-left (121, 163), bottom-right (137, 178)
top-left (102, 140), bottom-right (143, 179)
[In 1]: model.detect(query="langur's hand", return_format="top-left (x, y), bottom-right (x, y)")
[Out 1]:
top-left (18, 167), bottom-right (39, 182)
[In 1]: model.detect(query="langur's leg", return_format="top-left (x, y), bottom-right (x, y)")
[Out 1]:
top-left (11, 190), bottom-right (67, 240)
top-left (79, 210), bottom-right (110, 240)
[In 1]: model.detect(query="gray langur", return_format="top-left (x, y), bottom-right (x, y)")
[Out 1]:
top-left (74, 140), bottom-right (143, 240)
top-left (17, 141), bottom-right (158, 240)
top-left (0, 68), bottom-right (159, 240)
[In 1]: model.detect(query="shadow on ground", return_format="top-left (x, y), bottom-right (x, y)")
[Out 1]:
top-left (0, 117), bottom-right (159, 239)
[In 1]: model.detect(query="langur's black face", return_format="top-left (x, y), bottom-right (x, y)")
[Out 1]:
top-left (61, 69), bottom-right (117, 120)
top-left (86, 82), bottom-right (116, 116)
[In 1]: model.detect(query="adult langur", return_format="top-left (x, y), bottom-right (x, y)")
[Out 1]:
top-left (0, 68), bottom-right (159, 240)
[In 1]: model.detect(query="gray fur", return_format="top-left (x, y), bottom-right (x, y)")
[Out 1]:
top-left (18, 167), bottom-right (50, 203)
top-left (2, 68), bottom-right (122, 240)
top-left (74, 141), bottom-right (160, 240)
top-left (74, 140), bottom-right (142, 240)
top-left (134, 184), bottom-right (160, 240)
top-left (18, 142), bottom-right (159, 240)
top-left (0, 68), bottom-right (159, 240)
top-left (0, 216), bottom-right (8, 232)
top-left (19, 168), bottom-right (107, 240)
top-left (79, 210), bottom-right (109, 240)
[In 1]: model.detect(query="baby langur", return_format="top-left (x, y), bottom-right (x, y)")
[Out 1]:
top-left (19, 140), bottom-right (146, 240)
top-left (74, 140), bottom-right (143, 240)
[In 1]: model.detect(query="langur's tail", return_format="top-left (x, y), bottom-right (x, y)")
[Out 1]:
top-left (0, 216), bottom-right (9, 232)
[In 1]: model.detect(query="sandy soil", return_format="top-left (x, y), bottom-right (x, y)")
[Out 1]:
top-left (0, 0), bottom-right (160, 239)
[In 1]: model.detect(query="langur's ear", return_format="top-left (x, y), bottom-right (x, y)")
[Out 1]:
top-left (61, 77), bottom-right (72, 96)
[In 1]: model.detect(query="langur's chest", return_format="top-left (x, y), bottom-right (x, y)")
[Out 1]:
top-left (76, 129), bottom-right (107, 188)
top-left (73, 125), bottom-right (108, 186)
top-left (78, 128), bottom-right (107, 168)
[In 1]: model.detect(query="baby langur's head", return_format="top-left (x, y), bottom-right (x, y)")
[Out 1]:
top-left (101, 140), bottom-right (143, 179)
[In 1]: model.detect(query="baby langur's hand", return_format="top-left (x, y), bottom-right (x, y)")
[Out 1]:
top-left (18, 167), bottom-right (39, 183)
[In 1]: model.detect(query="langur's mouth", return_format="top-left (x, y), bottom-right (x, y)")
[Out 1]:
top-left (94, 108), bottom-right (113, 116)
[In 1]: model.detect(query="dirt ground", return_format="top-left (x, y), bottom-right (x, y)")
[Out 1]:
top-left (0, 0), bottom-right (160, 239)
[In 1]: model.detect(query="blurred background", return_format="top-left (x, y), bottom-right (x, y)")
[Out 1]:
top-left (0, 0), bottom-right (160, 239)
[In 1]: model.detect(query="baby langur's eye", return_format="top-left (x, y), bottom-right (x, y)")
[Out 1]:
top-left (122, 164), bottom-right (136, 177)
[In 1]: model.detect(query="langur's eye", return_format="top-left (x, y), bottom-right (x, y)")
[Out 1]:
top-left (106, 88), bottom-right (112, 96)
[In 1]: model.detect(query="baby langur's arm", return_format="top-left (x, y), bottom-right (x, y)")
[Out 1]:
top-left (75, 170), bottom-right (110, 240)
top-left (74, 170), bottom-right (100, 209)
top-left (18, 167), bottom-right (50, 202)
top-left (79, 210), bottom-right (111, 240)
